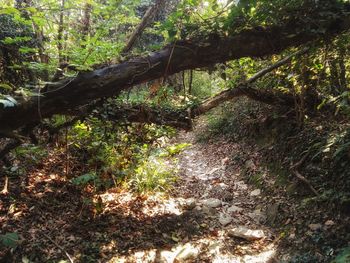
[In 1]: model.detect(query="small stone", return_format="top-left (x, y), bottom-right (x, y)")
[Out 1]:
top-left (250, 189), bottom-right (261, 196)
top-left (183, 198), bottom-right (196, 210)
top-left (308, 223), bottom-right (322, 231)
top-left (235, 181), bottom-right (248, 190)
top-left (248, 210), bottom-right (266, 223)
top-left (202, 198), bottom-right (222, 208)
top-left (211, 185), bottom-right (224, 193)
top-left (245, 160), bottom-right (256, 170)
top-left (202, 206), bottom-right (217, 216)
top-left (228, 205), bottom-right (243, 213)
top-left (266, 203), bottom-right (279, 225)
top-left (221, 157), bottom-right (230, 165)
top-left (324, 220), bottom-right (335, 227)
top-left (174, 244), bottom-right (199, 262)
top-left (222, 192), bottom-right (233, 202)
top-left (219, 213), bottom-right (232, 226)
top-left (228, 226), bottom-right (265, 241)
top-left (208, 241), bottom-right (221, 254)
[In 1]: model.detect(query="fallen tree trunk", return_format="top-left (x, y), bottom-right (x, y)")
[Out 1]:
top-left (97, 104), bottom-right (192, 130)
top-left (93, 47), bottom-right (308, 130)
top-left (0, 7), bottom-right (349, 134)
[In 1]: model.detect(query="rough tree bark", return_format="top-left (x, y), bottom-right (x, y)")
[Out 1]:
top-left (0, 8), bottom-right (349, 135)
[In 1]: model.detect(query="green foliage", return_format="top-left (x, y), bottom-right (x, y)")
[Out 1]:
top-left (311, 128), bottom-right (350, 163)
top-left (71, 172), bottom-right (99, 187)
top-left (332, 247), bottom-right (350, 263)
top-left (14, 144), bottom-right (48, 167)
top-left (190, 71), bottom-right (225, 99)
top-left (0, 232), bottom-right (19, 249)
top-left (159, 143), bottom-right (191, 157)
top-left (68, 116), bottom-right (181, 192)
top-left (198, 99), bottom-right (263, 142)
top-left (131, 157), bottom-right (177, 193)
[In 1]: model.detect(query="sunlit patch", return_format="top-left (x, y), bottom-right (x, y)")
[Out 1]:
top-left (106, 235), bottom-right (277, 263)
top-left (242, 245), bottom-right (276, 263)
top-left (141, 193), bottom-right (183, 216)
top-left (99, 190), bottom-right (184, 217)
top-left (108, 249), bottom-right (158, 263)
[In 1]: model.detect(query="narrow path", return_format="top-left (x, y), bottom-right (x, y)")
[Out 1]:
top-left (153, 123), bottom-right (280, 262)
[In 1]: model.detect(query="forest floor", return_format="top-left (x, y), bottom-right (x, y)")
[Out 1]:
top-left (1, 104), bottom-right (349, 262)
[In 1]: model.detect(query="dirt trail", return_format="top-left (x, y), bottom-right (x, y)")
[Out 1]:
top-left (154, 125), bottom-right (280, 262)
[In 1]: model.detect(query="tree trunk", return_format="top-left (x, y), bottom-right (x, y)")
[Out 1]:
top-left (0, 9), bottom-right (350, 135)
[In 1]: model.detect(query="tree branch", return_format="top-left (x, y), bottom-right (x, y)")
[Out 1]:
top-left (190, 48), bottom-right (308, 116)
top-left (122, 0), bottom-right (165, 54)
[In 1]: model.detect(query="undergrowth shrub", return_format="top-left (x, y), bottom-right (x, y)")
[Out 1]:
top-left (66, 117), bottom-right (186, 193)
top-left (131, 157), bottom-right (177, 193)
top-left (198, 99), bottom-right (266, 141)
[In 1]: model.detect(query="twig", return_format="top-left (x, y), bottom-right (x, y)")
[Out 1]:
top-left (163, 41), bottom-right (177, 84)
top-left (291, 150), bottom-right (320, 196)
top-left (290, 150), bottom-right (310, 170)
top-left (1, 176), bottom-right (9, 195)
top-left (293, 170), bottom-right (319, 196)
top-left (42, 232), bottom-right (74, 263)
top-left (65, 126), bottom-right (69, 176)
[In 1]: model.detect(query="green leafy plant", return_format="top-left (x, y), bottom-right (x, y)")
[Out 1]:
top-left (131, 158), bottom-right (177, 193)
top-left (159, 143), bottom-right (191, 157)
top-left (71, 172), bottom-right (99, 187)
top-left (332, 247), bottom-right (350, 263)
top-left (0, 232), bottom-right (19, 249)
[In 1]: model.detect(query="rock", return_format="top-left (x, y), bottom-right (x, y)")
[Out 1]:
top-left (210, 185), bottom-right (224, 193)
top-left (235, 180), bottom-right (248, 190)
top-left (250, 189), bottom-right (261, 196)
top-left (248, 210), bottom-right (266, 223)
top-left (308, 223), bottom-right (322, 231)
top-left (221, 157), bottom-right (230, 166)
top-left (208, 241), bottom-right (221, 254)
top-left (222, 191), bottom-right (233, 202)
top-left (219, 213), bottom-right (232, 226)
top-left (266, 203), bottom-right (279, 225)
top-left (202, 206), bottom-right (217, 216)
top-left (245, 160), bottom-right (256, 170)
top-left (228, 205), bottom-right (243, 213)
top-left (286, 182), bottom-right (298, 194)
top-left (324, 220), bottom-right (335, 227)
top-left (182, 198), bottom-right (196, 210)
top-left (202, 198), bottom-right (222, 208)
top-left (228, 226), bottom-right (265, 241)
top-left (174, 244), bottom-right (199, 262)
